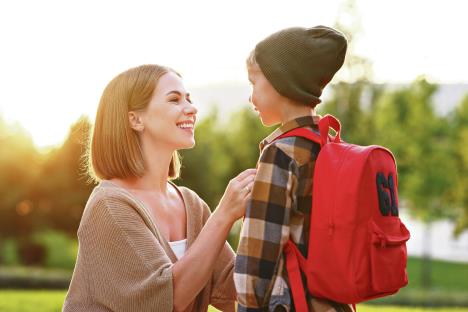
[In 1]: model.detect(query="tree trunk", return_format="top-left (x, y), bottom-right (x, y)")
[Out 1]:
top-left (421, 221), bottom-right (432, 289)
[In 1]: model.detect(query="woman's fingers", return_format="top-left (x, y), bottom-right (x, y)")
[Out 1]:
top-left (239, 173), bottom-right (255, 188)
top-left (235, 168), bottom-right (256, 182)
top-left (242, 180), bottom-right (255, 199)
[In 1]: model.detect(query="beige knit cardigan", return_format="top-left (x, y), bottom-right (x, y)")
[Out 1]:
top-left (62, 180), bottom-right (236, 312)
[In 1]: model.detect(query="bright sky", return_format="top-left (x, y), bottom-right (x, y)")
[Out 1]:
top-left (1, 0), bottom-right (467, 148)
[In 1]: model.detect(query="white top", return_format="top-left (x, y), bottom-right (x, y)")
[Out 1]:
top-left (168, 239), bottom-right (187, 260)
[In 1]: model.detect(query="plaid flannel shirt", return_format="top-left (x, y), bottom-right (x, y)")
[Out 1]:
top-left (234, 116), bottom-right (353, 312)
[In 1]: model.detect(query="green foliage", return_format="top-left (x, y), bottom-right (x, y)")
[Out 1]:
top-left (373, 79), bottom-right (457, 222)
top-left (450, 95), bottom-right (468, 234)
top-left (318, 81), bottom-right (383, 145)
top-left (178, 106), bottom-right (272, 248)
top-left (32, 230), bottom-right (77, 270)
top-left (0, 239), bottom-right (20, 266)
top-left (28, 116), bottom-right (95, 236)
top-left (0, 117), bottom-right (42, 238)
top-left (1, 77), bottom-right (468, 265)
top-left (178, 106), bottom-right (271, 209)
top-left (177, 107), bottom-right (232, 209)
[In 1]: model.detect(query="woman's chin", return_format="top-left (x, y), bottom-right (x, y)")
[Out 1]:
top-left (177, 139), bottom-right (196, 150)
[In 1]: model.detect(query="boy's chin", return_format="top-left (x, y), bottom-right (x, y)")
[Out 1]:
top-left (260, 118), bottom-right (280, 127)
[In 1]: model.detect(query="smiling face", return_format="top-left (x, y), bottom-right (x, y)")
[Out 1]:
top-left (247, 64), bottom-right (283, 126)
top-left (130, 71), bottom-right (197, 151)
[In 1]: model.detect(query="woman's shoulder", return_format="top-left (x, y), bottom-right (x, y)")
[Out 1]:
top-left (86, 180), bottom-right (139, 207)
top-left (79, 181), bottom-right (145, 230)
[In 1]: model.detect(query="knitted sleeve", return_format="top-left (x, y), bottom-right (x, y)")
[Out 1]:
top-left (199, 202), bottom-right (236, 312)
top-left (64, 190), bottom-right (174, 312)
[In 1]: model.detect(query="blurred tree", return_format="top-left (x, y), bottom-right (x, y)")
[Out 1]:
top-left (450, 95), bottom-right (468, 234)
top-left (0, 116), bottom-right (41, 240)
top-left (333, 0), bottom-right (374, 83)
top-left (178, 106), bottom-right (272, 249)
top-left (319, 0), bottom-right (384, 145)
top-left (28, 116), bottom-right (95, 236)
top-left (318, 81), bottom-right (383, 145)
top-left (177, 107), bottom-right (231, 210)
top-left (373, 78), bottom-right (458, 288)
top-left (222, 107), bottom-right (272, 249)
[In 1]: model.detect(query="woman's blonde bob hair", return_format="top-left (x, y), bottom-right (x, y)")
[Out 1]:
top-left (87, 64), bottom-right (181, 183)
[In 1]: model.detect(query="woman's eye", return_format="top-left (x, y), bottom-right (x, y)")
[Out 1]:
top-left (169, 98), bottom-right (179, 103)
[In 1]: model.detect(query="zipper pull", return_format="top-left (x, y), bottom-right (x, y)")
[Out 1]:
top-left (328, 223), bottom-right (335, 236)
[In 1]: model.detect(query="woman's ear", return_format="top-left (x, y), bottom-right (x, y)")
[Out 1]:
top-left (128, 111), bottom-right (144, 132)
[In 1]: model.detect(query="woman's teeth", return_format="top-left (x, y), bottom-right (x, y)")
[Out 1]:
top-left (178, 123), bottom-right (193, 129)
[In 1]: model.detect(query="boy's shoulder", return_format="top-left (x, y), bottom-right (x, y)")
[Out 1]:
top-left (262, 126), bottom-right (321, 167)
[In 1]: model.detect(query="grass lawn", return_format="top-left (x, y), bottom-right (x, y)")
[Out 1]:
top-left (0, 290), bottom-right (66, 312)
top-left (1, 290), bottom-right (468, 312)
top-left (0, 257), bottom-right (467, 311)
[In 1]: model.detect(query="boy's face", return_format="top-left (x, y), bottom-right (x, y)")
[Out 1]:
top-left (247, 65), bottom-right (283, 126)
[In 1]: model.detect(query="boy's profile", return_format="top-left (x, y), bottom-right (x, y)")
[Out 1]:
top-left (234, 26), bottom-right (353, 312)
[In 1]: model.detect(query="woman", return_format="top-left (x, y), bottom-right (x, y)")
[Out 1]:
top-left (63, 64), bottom-right (255, 312)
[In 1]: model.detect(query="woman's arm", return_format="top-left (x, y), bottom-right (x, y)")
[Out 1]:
top-left (172, 169), bottom-right (255, 312)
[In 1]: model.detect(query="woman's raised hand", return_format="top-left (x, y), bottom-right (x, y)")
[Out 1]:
top-left (216, 168), bottom-right (256, 222)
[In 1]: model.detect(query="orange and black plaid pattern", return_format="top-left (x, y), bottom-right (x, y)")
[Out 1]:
top-left (234, 116), bottom-right (321, 311)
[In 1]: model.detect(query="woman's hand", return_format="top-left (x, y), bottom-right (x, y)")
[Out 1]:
top-left (172, 168), bottom-right (255, 311)
top-left (215, 168), bottom-right (256, 223)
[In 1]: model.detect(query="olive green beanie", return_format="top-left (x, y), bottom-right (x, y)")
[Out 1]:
top-left (254, 25), bottom-right (347, 106)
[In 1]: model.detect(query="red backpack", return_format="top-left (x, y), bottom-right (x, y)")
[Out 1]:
top-left (275, 115), bottom-right (410, 310)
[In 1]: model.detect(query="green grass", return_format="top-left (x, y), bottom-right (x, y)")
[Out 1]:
top-left (1, 290), bottom-right (468, 312)
top-left (406, 257), bottom-right (468, 291)
top-left (0, 290), bottom-right (66, 312)
top-left (0, 257), bottom-right (467, 311)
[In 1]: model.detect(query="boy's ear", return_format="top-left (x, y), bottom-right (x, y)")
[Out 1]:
top-left (128, 111), bottom-right (144, 132)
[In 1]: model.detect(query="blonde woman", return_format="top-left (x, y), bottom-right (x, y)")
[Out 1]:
top-left (63, 65), bottom-right (255, 312)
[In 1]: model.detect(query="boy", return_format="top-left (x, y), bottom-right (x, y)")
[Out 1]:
top-left (234, 26), bottom-right (353, 311)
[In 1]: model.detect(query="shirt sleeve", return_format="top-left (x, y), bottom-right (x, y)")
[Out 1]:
top-left (234, 143), bottom-right (298, 312)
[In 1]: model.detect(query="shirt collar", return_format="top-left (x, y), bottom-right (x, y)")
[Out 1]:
top-left (259, 115), bottom-right (318, 151)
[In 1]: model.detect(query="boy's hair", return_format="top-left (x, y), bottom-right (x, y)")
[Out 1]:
top-left (251, 26), bottom-right (347, 108)
top-left (246, 49), bottom-right (258, 69)
top-left (87, 64), bottom-right (181, 183)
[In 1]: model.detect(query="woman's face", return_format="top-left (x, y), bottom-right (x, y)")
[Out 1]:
top-left (136, 71), bottom-right (197, 150)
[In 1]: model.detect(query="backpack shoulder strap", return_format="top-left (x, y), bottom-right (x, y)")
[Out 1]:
top-left (275, 114), bottom-right (343, 147)
top-left (276, 128), bottom-right (322, 144)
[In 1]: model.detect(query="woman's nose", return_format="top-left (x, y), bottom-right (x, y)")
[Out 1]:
top-left (183, 103), bottom-right (197, 115)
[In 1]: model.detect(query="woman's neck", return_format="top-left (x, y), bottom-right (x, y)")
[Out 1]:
top-left (114, 141), bottom-right (173, 194)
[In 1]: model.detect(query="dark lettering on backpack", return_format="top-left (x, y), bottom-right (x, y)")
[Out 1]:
top-left (376, 172), bottom-right (398, 216)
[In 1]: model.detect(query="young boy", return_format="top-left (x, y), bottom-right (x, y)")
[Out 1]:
top-left (234, 26), bottom-right (353, 311)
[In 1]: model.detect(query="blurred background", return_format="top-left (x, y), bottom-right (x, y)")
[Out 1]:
top-left (1, 0), bottom-right (468, 311)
